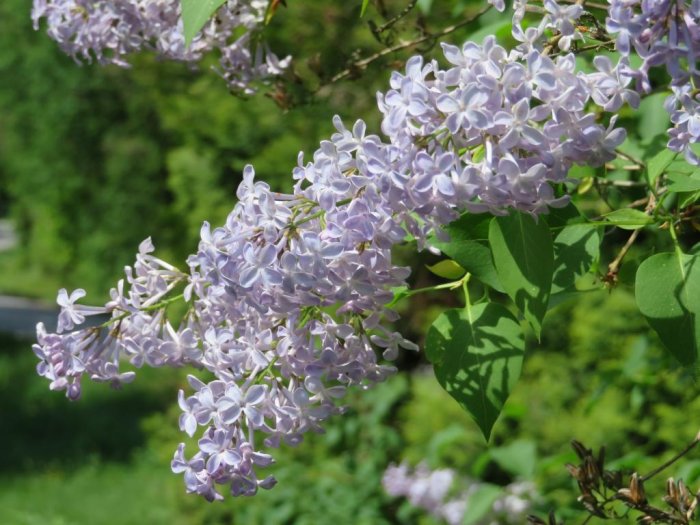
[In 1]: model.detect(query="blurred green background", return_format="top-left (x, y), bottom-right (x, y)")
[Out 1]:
top-left (0, 0), bottom-right (698, 523)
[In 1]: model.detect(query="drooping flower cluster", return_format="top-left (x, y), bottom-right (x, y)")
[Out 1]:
top-left (377, 35), bottom-right (627, 217)
top-left (382, 462), bottom-right (536, 525)
top-left (606, 0), bottom-right (700, 162)
top-left (32, 3), bottom-right (634, 500)
top-left (31, 0), bottom-right (290, 93)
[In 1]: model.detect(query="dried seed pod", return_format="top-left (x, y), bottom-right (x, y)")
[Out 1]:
top-left (603, 468), bottom-right (623, 490)
top-left (617, 473), bottom-right (647, 507)
top-left (571, 440), bottom-right (591, 461)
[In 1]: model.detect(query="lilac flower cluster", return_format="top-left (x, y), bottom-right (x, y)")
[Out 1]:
top-left (34, 238), bottom-right (188, 400)
top-left (31, 0), bottom-right (290, 93)
top-left (382, 462), bottom-right (535, 525)
top-left (606, 0), bottom-right (700, 162)
top-left (377, 35), bottom-right (627, 216)
top-left (32, 16), bottom-right (631, 498)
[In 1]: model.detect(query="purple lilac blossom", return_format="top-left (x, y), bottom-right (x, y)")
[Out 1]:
top-left (606, 0), bottom-right (700, 163)
top-left (31, 0), bottom-right (290, 94)
top-left (382, 462), bottom-right (536, 525)
top-left (32, 14), bottom-right (629, 500)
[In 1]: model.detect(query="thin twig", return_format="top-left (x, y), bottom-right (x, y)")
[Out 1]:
top-left (559, 0), bottom-right (609, 10)
top-left (372, 0), bottom-right (418, 36)
top-left (615, 149), bottom-right (645, 168)
top-left (326, 4), bottom-right (492, 85)
top-left (604, 164), bottom-right (644, 172)
top-left (596, 178), bottom-right (648, 187)
top-left (606, 228), bottom-right (641, 278)
top-left (641, 436), bottom-right (700, 483)
top-left (605, 192), bottom-right (657, 284)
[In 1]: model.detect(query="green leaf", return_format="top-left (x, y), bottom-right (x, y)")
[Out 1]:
top-left (680, 190), bottom-right (700, 208)
top-left (604, 209), bottom-right (653, 230)
top-left (462, 484), bottom-right (503, 525)
top-left (489, 439), bottom-right (537, 478)
top-left (416, 0), bottom-right (433, 14)
top-left (387, 286), bottom-right (409, 307)
top-left (489, 212), bottom-right (554, 337)
top-left (667, 171), bottom-right (700, 193)
top-left (551, 225), bottom-right (601, 296)
top-left (181, 0), bottom-right (227, 46)
top-left (425, 304), bottom-right (525, 441)
top-left (545, 202), bottom-right (587, 228)
top-left (638, 93), bottom-right (672, 144)
top-left (646, 148), bottom-right (677, 185)
top-left (426, 260), bottom-right (466, 280)
top-left (431, 214), bottom-right (504, 292)
top-left (360, 0), bottom-right (370, 16)
top-left (635, 252), bottom-right (700, 365)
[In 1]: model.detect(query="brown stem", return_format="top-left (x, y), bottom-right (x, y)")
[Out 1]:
top-left (559, 0), bottom-right (609, 9)
top-left (606, 228), bottom-right (641, 278)
top-left (615, 149), bottom-right (645, 168)
top-left (605, 192), bottom-right (657, 283)
top-left (325, 4), bottom-right (492, 85)
top-left (372, 0), bottom-right (418, 36)
top-left (640, 436), bottom-right (700, 483)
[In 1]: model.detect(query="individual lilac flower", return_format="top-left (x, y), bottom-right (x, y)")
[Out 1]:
top-left (171, 444), bottom-right (206, 493)
top-left (198, 429), bottom-right (242, 474)
top-left (56, 288), bottom-right (107, 333)
top-left (543, 0), bottom-right (583, 50)
top-left (218, 383), bottom-right (267, 428)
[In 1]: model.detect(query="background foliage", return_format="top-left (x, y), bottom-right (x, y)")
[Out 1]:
top-left (1, 0), bottom-right (699, 523)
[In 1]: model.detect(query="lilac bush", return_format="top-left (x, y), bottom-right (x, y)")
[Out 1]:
top-left (29, 0), bottom-right (700, 508)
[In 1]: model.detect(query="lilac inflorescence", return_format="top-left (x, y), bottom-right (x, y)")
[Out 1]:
top-left (30, 0), bottom-right (290, 94)
top-left (32, 18), bottom-right (630, 500)
top-left (606, 0), bottom-right (700, 163)
top-left (382, 462), bottom-right (536, 525)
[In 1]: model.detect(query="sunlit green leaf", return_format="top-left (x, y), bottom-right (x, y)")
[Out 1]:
top-left (489, 440), bottom-right (537, 477)
top-left (604, 209), bottom-right (653, 230)
top-left (360, 0), bottom-right (370, 16)
top-left (181, 0), bottom-right (227, 46)
top-left (430, 214), bottom-right (503, 292)
top-left (416, 0), bottom-right (433, 14)
top-left (425, 304), bottom-right (525, 441)
top-left (667, 171), bottom-right (700, 193)
top-left (551, 224), bottom-right (601, 296)
top-left (646, 148), bottom-right (677, 185)
top-left (462, 484), bottom-right (504, 525)
top-left (426, 260), bottom-right (466, 280)
top-left (489, 212), bottom-right (553, 338)
top-left (635, 252), bottom-right (700, 365)
top-left (638, 93), bottom-right (671, 144)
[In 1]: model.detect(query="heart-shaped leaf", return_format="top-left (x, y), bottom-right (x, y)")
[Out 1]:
top-left (425, 303), bottom-right (525, 441)
top-left (635, 252), bottom-right (700, 365)
top-left (431, 214), bottom-right (503, 291)
top-left (489, 212), bottom-right (553, 338)
top-left (551, 224), bottom-right (601, 296)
